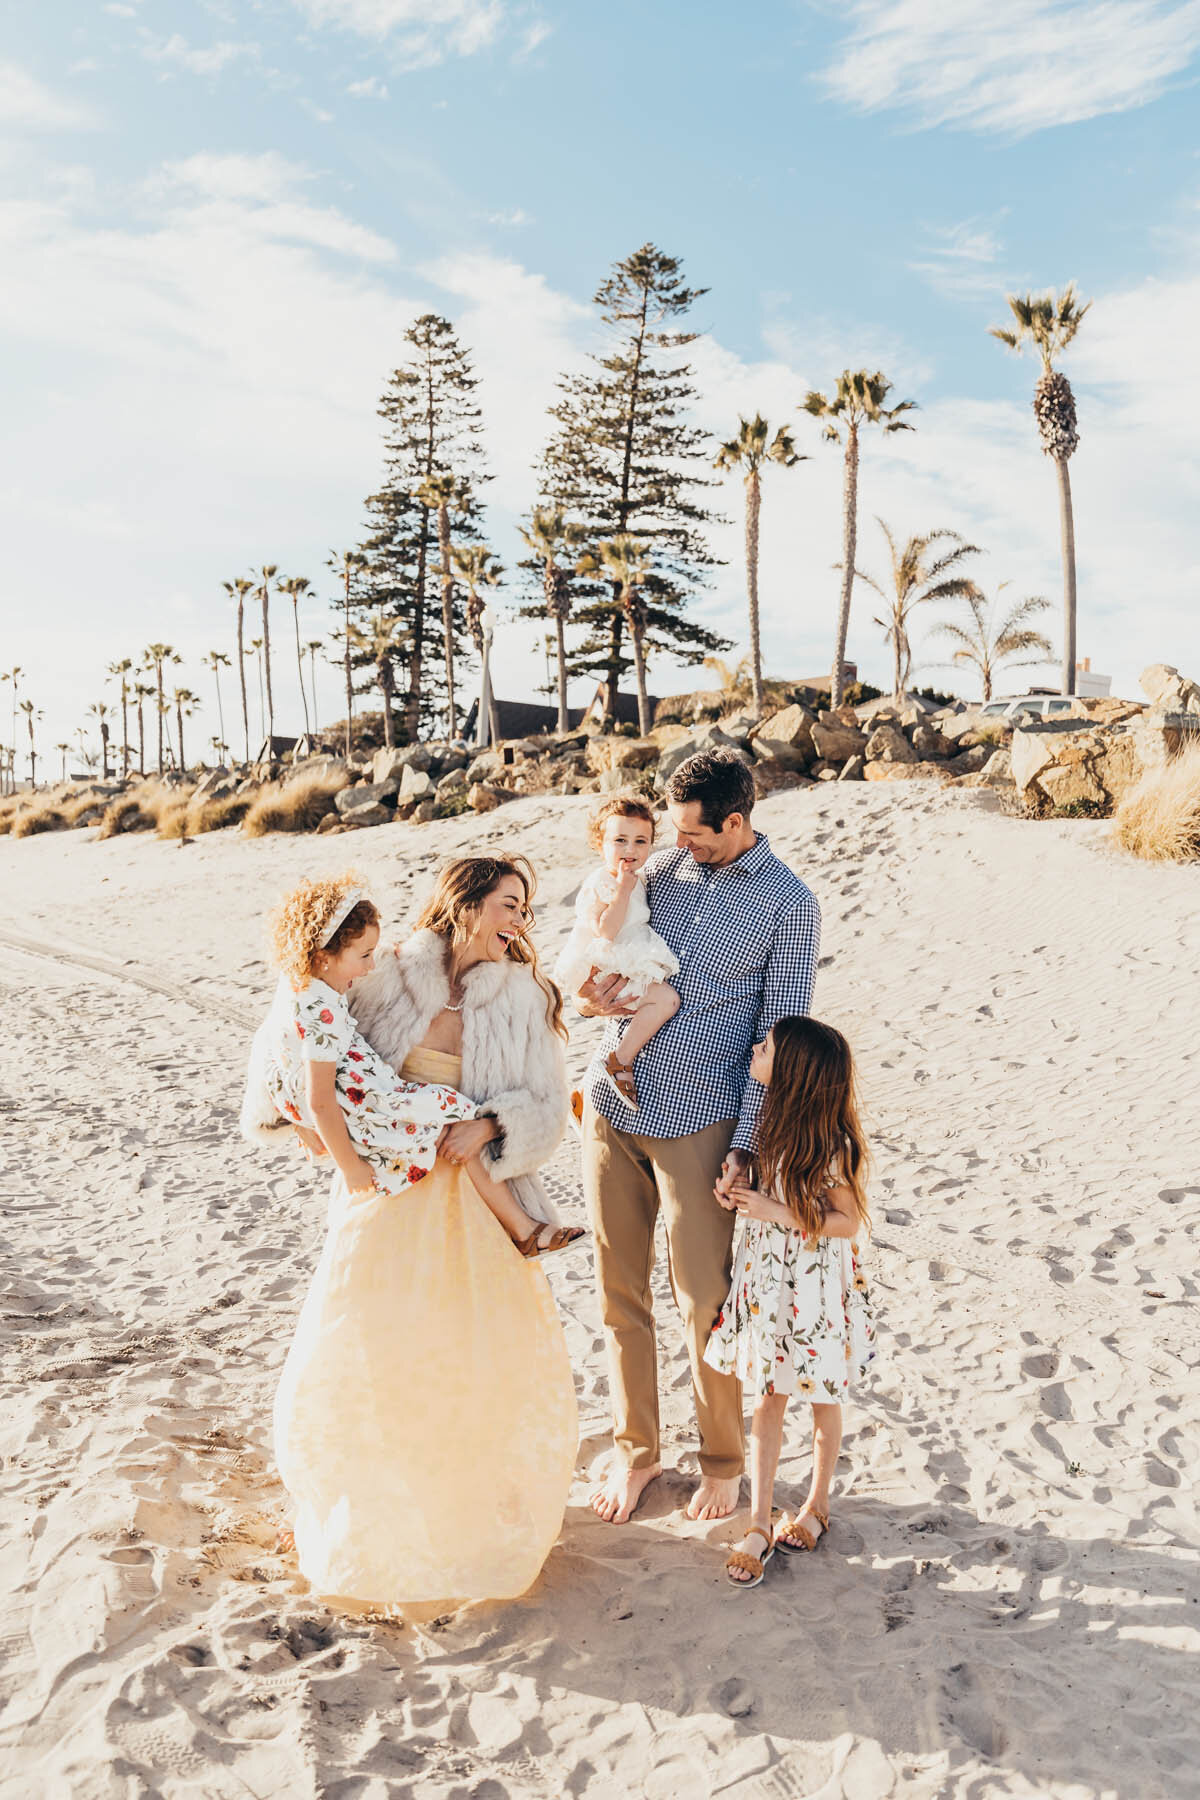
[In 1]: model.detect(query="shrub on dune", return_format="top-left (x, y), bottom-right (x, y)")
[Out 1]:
top-left (191, 792), bottom-right (253, 833)
top-left (97, 780), bottom-right (181, 839)
top-left (11, 802), bottom-right (67, 838)
top-left (1112, 746), bottom-right (1200, 863)
top-left (242, 768), bottom-right (348, 837)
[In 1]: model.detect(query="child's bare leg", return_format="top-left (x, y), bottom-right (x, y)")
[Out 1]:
top-left (779, 1402), bottom-right (842, 1547)
top-left (463, 1154), bottom-right (539, 1243)
top-left (729, 1390), bottom-right (787, 1582)
top-left (614, 981), bottom-right (680, 1066)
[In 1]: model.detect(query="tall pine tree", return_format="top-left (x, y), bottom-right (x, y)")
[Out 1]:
top-left (536, 244), bottom-right (726, 723)
top-left (359, 315), bottom-right (488, 741)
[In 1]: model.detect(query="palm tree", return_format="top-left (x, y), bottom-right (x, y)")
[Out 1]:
top-left (254, 564), bottom-right (279, 745)
top-left (713, 415), bottom-right (805, 719)
top-left (86, 702), bottom-right (112, 778)
top-left (932, 584), bottom-right (1053, 701)
top-left (246, 636), bottom-right (265, 744)
top-left (849, 523), bottom-right (981, 699)
top-left (1, 666), bottom-right (22, 779)
top-left (802, 371), bottom-right (918, 708)
top-left (19, 697), bottom-right (40, 788)
top-left (326, 551), bottom-right (367, 758)
top-left (203, 651), bottom-right (230, 759)
top-left (519, 508), bottom-right (587, 734)
top-left (451, 544), bottom-right (503, 745)
top-left (142, 644), bottom-right (179, 774)
top-left (416, 474), bottom-right (466, 740)
top-left (107, 659), bottom-right (134, 776)
top-left (347, 611), bottom-right (408, 749)
top-left (990, 287), bottom-right (1090, 696)
top-left (133, 681), bottom-right (154, 775)
top-left (306, 639), bottom-right (323, 736)
top-left (702, 652), bottom-right (755, 712)
top-left (579, 535), bottom-right (653, 735)
top-left (55, 741), bottom-right (69, 782)
top-left (278, 575), bottom-right (314, 740)
top-left (223, 576), bottom-right (255, 761)
top-left (172, 688), bottom-right (200, 772)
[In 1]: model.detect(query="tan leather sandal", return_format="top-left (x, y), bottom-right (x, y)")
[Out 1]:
top-left (517, 1224), bottom-right (587, 1260)
top-left (774, 1506), bottom-right (829, 1553)
top-left (725, 1526), bottom-right (774, 1589)
top-left (603, 1051), bottom-right (638, 1110)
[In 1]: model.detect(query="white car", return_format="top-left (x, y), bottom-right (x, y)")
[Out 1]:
top-left (977, 695), bottom-right (1080, 724)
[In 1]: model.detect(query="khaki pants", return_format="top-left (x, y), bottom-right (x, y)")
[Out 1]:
top-left (582, 1105), bottom-right (744, 1479)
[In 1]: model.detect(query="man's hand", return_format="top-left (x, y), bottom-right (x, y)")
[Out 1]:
top-left (575, 969), bottom-right (637, 1019)
top-left (714, 1147), bottom-right (751, 1206)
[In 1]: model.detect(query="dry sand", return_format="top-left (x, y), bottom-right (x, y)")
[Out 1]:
top-left (1, 782), bottom-right (1198, 1799)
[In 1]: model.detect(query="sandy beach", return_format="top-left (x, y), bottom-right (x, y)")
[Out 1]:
top-left (2, 783), bottom-right (1198, 1800)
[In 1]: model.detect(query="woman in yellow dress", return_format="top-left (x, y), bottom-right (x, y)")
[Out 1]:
top-left (242, 856), bottom-right (579, 1607)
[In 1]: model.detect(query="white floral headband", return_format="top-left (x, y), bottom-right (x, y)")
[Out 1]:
top-left (319, 886), bottom-right (366, 948)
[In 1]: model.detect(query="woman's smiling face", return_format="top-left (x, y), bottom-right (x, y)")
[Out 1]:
top-left (466, 873), bottom-right (530, 962)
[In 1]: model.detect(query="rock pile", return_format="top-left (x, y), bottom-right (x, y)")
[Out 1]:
top-left (1011, 665), bottom-right (1199, 813)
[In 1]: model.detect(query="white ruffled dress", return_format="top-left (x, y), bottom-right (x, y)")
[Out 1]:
top-left (554, 865), bottom-right (679, 1000)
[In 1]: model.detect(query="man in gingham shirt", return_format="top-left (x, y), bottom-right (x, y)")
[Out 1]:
top-left (577, 750), bottom-right (821, 1526)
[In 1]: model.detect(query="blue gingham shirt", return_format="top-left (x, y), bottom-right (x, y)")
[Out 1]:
top-left (585, 833), bottom-right (821, 1148)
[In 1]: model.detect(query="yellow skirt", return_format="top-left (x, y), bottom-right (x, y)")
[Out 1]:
top-left (273, 1047), bottom-right (578, 1606)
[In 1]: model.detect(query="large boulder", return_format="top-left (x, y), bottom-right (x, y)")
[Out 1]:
top-left (1011, 719), bottom-right (1144, 810)
top-left (657, 726), bottom-right (752, 786)
top-left (865, 723), bottom-right (917, 764)
top-left (398, 764), bottom-right (434, 802)
top-left (751, 703), bottom-right (815, 769)
top-left (587, 736), bottom-right (659, 774)
top-left (468, 783), bottom-right (505, 813)
top-left (466, 751), bottom-right (504, 784)
top-left (946, 744), bottom-right (989, 777)
top-left (436, 766), bottom-right (467, 796)
top-left (1140, 664), bottom-right (1200, 714)
top-left (372, 744), bottom-right (430, 784)
top-left (335, 780), bottom-right (397, 817)
top-left (911, 722), bottom-right (954, 760)
top-left (810, 715), bottom-right (867, 762)
top-left (339, 802), bottom-right (390, 829)
top-left (862, 761), bottom-right (944, 782)
top-left (837, 755), bottom-right (865, 781)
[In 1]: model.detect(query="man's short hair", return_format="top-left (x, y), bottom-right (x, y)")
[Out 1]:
top-left (666, 748), bottom-right (756, 830)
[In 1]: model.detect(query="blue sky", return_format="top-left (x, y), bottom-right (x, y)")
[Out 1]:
top-left (3, 0), bottom-right (1199, 768)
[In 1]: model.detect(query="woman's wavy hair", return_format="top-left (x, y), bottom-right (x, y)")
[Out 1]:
top-left (413, 853), bottom-right (567, 1040)
top-left (756, 1016), bottom-right (871, 1239)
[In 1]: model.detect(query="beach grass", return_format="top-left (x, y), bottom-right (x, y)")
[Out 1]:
top-left (242, 767), bottom-right (349, 837)
top-left (1112, 744), bottom-right (1200, 862)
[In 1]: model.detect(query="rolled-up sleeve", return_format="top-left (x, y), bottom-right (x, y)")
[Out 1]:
top-left (730, 889), bottom-right (822, 1154)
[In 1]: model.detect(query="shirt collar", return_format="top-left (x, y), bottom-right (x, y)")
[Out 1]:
top-left (696, 831), bottom-right (771, 879)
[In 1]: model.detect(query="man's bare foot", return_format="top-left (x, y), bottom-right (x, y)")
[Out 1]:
top-left (590, 1461), bottom-right (662, 1523)
top-left (687, 1474), bottom-right (741, 1521)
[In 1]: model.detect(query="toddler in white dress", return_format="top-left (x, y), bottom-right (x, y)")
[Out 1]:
top-left (555, 795), bottom-right (680, 1109)
top-left (261, 872), bottom-right (585, 1258)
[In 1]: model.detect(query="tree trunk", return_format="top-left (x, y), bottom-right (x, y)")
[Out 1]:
top-left (309, 652), bottom-right (319, 736)
top-left (1056, 454), bottom-right (1077, 695)
top-left (892, 616), bottom-right (903, 700)
top-left (176, 703), bottom-right (184, 773)
top-left (236, 599), bottom-right (249, 762)
top-left (831, 425), bottom-right (859, 709)
top-left (293, 604), bottom-right (311, 739)
top-left (745, 470), bottom-right (765, 719)
top-left (405, 508), bottom-right (430, 743)
top-left (554, 608), bottom-right (569, 735)
top-left (438, 503), bottom-right (457, 739)
top-left (214, 669), bottom-right (226, 756)
top-left (120, 690), bottom-right (129, 777)
top-left (156, 674), bottom-right (165, 774)
top-left (627, 597), bottom-right (651, 737)
top-left (137, 700), bottom-right (145, 775)
top-left (262, 586), bottom-right (275, 743)
top-left (381, 662), bottom-right (394, 748)
top-left (603, 609), bottom-right (623, 727)
top-left (343, 589), bottom-right (353, 760)
top-left (100, 724), bottom-right (110, 779)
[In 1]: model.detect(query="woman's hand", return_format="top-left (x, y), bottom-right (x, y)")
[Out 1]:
top-left (438, 1117), bottom-right (498, 1165)
top-left (342, 1155), bottom-right (379, 1197)
top-left (576, 970), bottom-right (637, 1018)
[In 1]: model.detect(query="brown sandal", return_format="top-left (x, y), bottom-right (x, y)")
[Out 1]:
top-left (603, 1052), bottom-right (638, 1110)
top-left (725, 1527), bottom-right (774, 1589)
top-left (774, 1506), bottom-right (829, 1553)
top-left (518, 1224), bottom-right (587, 1260)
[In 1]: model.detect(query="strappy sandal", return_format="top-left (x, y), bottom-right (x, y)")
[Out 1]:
top-left (518, 1224), bottom-right (588, 1260)
top-left (774, 1505), bottom-right (829, 1554)
top-left (725, 1526), bottom-right (774, 1590)
top-left (603, 1052), bottom-right (638, 1110)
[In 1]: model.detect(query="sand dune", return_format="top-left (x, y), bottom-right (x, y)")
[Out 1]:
top-left (1, 783), bottom-right (1197, 1798)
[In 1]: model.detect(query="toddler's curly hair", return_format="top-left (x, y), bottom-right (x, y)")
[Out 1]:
top-left (269, 870), bottom-right (380, 986)
top-left (587, 792), bottom-right (659, 854)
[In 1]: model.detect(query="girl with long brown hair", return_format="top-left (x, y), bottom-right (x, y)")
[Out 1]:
top-left (704, 1016), bottom-right (876, 1589)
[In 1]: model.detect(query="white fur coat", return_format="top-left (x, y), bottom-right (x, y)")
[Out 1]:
top-left (240, 929), bottom-right (568, 1224)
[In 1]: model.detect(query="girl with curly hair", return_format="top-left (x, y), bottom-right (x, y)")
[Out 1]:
top-left (704, 1016), bottom-right (876, 1589)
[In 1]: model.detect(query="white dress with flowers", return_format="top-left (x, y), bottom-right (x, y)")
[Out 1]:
top-left (265, 977), bottom-right (476, 1195)
top-left (704, 1207), bottom-right (876, 1402)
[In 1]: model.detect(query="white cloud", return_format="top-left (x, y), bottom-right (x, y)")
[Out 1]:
top-left (290, 0), bottom-right (506, 65)
top-left (485, 206), bottom-right (530, 226)
top-left (908, 214), bottom-right (1014, 297)
top-left (346, 75), bottom-right (391, 96)
top-left (0, 61), bottom-right (97, 130)
top-left (140, 33), bottom-right (260, 76)
top-left (822, 0), bottom-right (1200, 135)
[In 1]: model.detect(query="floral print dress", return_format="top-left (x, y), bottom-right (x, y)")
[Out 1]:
top-left (265, 977), bottom-right (477, 1196)
top-left (705, 1205), bottom-right (876, 1401)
